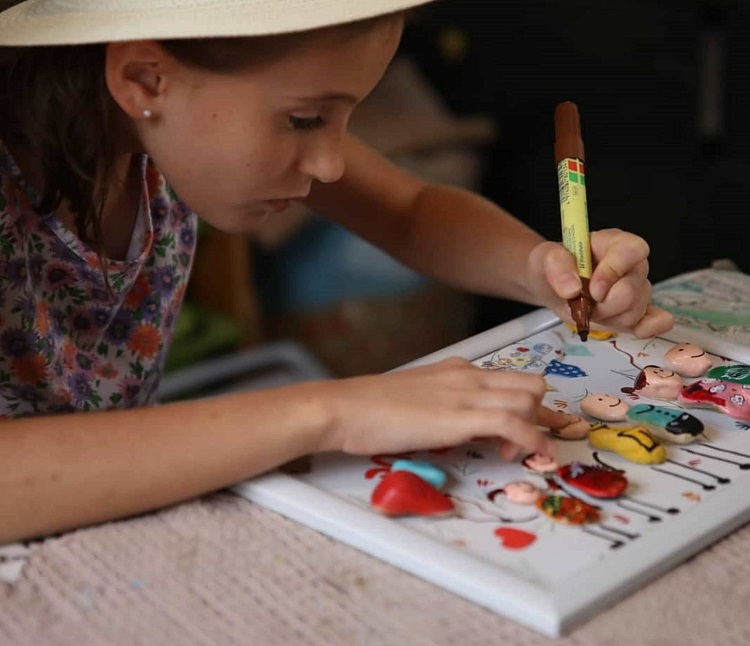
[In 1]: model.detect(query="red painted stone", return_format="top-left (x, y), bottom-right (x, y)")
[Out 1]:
top-left (370, 471), bottom-right (454, 518)
top-left (556, 462), bottom-right (628, 499)
top-left (536, 494), bottom-right (601, 525)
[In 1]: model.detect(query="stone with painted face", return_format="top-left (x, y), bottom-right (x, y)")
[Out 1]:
top-left (521, 452), bottom-right (559, 474)
top-left (664, 342), bottom-right (712, 377)
top-left (626, 403), bottom-right (705, 444)
top-left (633, 365), bottom-right (684, 400)
top-left (502, 481), bottom-right (542, 505)
top-left (588, 422), bottom-right (667, 464)
top-left (580, 394), bottom-right (630, 421)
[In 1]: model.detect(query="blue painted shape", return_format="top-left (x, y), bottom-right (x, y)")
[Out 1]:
top-left (391, 459), bottom-right (448, 489)
top-left (627, 403), bottom-right (704, 438)
top-left (562, 343), bottom-right (595, 357)
top-left (544, 359), bottom-right (587, 378)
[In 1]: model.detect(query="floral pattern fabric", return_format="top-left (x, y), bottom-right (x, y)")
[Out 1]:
top-left (0, 141), bottom-right (197, 417)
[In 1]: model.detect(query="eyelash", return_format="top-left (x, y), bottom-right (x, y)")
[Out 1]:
top-left (288, 115), bottom-right (326, 131)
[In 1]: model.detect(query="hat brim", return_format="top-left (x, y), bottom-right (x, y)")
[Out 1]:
top-left (0, 0), bottom-right (436, 47)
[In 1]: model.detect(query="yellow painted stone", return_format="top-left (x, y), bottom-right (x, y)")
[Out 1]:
top-left (564, 324), bottom-right (616, 340)
top-left (588, 423), bottom-right (666, 464)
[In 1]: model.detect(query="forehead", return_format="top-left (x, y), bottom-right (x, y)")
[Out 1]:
top-left (173, 17), bottom-right (404, 99)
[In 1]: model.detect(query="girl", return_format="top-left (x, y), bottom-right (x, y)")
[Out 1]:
top-left (0, 0), bottom-right (673, 543)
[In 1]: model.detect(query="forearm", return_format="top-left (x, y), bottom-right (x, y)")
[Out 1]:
top-left (0, 382), bottom-right (329, 544)
top-left (395, 184), bottom-right (548, 303)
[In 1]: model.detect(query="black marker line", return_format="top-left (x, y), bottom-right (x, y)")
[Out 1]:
top-left (694, 442), bottom-right (750, 459)
top-left (581, 526), bottom-right (624, 549)
top-left (598, 524), bottom-right (641, 540)
top-left (665, 459), bottom-right (731, 484)
top-left (498, 515), bottom-right (538, 524)
top-left (615, 502), bottom-right (661, 522)
top-left (623, 496), bottom-right (680, 514)
top-left (680, 448), bottom-right (750, 470)
top-left (651, 467), bottom-right (716, 490)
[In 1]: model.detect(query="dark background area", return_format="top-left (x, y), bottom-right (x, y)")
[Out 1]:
top-left (400, 0), bottom-right (750, 331)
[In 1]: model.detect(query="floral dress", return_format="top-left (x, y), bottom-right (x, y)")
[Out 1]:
top-left (0, 141), bottom-right (197, 418)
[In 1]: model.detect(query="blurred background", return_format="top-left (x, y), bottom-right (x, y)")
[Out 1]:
top-left (165, 0), bottom-right (750, 388)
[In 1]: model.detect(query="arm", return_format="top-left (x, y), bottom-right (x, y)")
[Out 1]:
top-left (1, 361), bottom-right (562, 544)
top-left (306, 134), bottom-right (674, 337)
top-left (305, 134), bottom-right (546, 303)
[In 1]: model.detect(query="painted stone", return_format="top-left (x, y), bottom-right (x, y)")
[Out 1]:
top-left (536, 494), bottom-right (600, 525)
top-left (391, 459), bottom-right (447, 489)
top-left (707, 364), bottom-right (750, 385)
top-left (588, 422), bottom-right (667, 464)
top-left (580, 393), bottom-right (630, 421)
top-left (626, 403), bottom-right (704, 444)
top-left (556, 462), bottom-right (628, 499)
top-left (502, 481), bottom-right (542, 505)
top-left (626, 365), bottom-right (684, 400)
top-left (664, 342), bottom-right (712, 377)
top-left (521, 453), bottom-right (559, 474)
top-left (564, 323), bottom-right (616, 340)
top-left (370, 471), bottom-right (454, 518)
top-left (678, 379), bottom-right (750, 421)
top-left (550, 415), bottom-right (591, 441)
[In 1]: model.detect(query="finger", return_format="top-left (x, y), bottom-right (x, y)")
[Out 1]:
top-left (499, 441), bottom-right (522, 462)
top-left (592, 278), bottom-right (651, 329)
top-left (469, 388), bottom-right (544, 418)
top-left (537, 405), bottom-right (574, 429)
top-left (589, 229), bottom-right (650, 302)
top-left (479, 370), bottom-right (547, 396)
top-left (460, 408), bottom-right (554, 456)
top-left (537, 242), bottom-right (583, 300)
top-left (632, 305), bottom-right (676, 338)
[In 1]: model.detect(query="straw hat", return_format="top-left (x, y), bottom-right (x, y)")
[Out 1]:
top-left (0, 0), bottom-right (437, 47)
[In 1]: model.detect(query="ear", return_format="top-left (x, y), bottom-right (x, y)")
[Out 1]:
top-left (105, 40), bottom-right (171, 119)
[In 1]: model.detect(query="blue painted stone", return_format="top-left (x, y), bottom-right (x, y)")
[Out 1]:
top-left (391, 459), bottom-right (447, 489)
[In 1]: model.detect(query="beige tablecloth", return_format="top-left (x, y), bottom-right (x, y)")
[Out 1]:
top-left (1, 492), bottom-right (749, 646)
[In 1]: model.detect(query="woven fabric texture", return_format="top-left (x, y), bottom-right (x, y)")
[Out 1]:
top-left (1, 493), bottom-right (749, 646)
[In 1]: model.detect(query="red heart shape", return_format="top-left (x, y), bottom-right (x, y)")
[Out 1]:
top-left (494, 527), bottom-right (537, 550)
top-left (370, 471), bottom-right (454, 518)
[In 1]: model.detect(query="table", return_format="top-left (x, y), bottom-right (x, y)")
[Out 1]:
top-left (2, 491), bottom-right (749, 646)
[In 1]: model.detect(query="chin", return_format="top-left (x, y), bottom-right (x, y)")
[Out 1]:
top-left (197, 208), bottom-right (268, 235)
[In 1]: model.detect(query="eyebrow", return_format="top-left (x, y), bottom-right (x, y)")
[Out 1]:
top-left (289, 92), bottom-right (359, 105)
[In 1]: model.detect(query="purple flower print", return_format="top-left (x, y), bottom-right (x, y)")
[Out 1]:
top-left (67, 372), bottom-right (93, 405)
top-left (151, 266), bottom-right (176, 297)
top-left (105, 308), bottom-right (134, 345)
top-left (4, 258), bottom-right (27, 288)
top-left (1, 328), bottom-right (35, 357)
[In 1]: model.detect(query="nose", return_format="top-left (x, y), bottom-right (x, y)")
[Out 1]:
top-left (298, 136), bottom-right (346, 184)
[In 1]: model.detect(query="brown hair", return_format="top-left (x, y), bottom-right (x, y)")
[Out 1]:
top-left (0, 10), bottom-right (406, 252)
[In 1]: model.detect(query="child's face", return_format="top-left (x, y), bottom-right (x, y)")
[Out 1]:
top-left (133, 19), bottom-right (402, 232)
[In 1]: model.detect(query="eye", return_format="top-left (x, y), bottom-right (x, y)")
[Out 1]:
top-left (288, 115), bottom-right (326, 131)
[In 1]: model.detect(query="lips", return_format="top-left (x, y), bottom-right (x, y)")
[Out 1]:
top-left (263, 199), bottom-right (292, 213)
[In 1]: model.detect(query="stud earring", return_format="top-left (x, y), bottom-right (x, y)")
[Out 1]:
top-left (143, 109), bottom-right (153, 119)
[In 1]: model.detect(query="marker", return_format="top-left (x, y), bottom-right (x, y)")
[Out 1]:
top-left (554, 101), bottom-right (593, 342)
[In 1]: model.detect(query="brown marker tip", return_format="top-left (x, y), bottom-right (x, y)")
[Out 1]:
top-left (568, 278), bottom-right (592, 342)
top-left (554, 101), bottom-right (585, 164)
